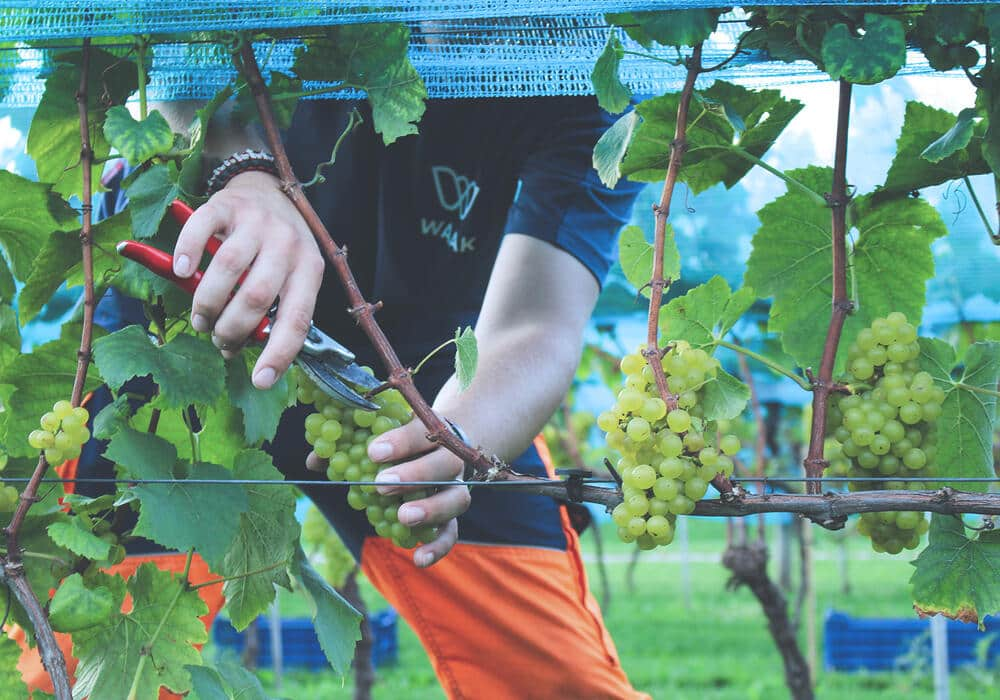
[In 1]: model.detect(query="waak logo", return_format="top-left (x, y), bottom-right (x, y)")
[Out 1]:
top-left (421, 166), bottom-right (479, 254)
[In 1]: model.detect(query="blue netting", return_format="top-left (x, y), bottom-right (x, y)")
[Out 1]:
top-left (0, 8), bottom-right (974, 105)
top-left (0, 2), bottom-right (966, 41)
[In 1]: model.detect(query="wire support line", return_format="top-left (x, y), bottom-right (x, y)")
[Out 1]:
top-left (730, 476), bottom-right (1000, 483)
top-left (0, 476), bottom-right (617, 488)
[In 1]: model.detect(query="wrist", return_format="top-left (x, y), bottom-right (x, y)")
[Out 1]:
top-left (206, 149), bottom-right (280, 195)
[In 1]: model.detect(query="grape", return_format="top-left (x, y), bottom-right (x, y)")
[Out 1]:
top-left (603, 344), bottom-right (728, 549)
top-left (826, 314), bottom-right (933, 554)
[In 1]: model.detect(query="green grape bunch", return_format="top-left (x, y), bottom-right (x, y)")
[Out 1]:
top-left (29, 400), bottom-right (91, 466)
top-left (601, 343), bottom-right (741, 551)
top-left (296, 370), bottom-right (438, 550)
top-left (825, 312), bottom-right (940, 554)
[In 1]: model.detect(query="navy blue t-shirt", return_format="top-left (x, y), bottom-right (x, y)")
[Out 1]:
top-left (87, 97), bottom-right (642, 557)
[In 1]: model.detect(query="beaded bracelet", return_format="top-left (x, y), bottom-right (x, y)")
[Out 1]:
top-left (205, 149), bottom-right (281, 195)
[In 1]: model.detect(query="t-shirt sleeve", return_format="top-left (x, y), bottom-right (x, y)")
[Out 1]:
top-left (503, 99), bottom-right (644, 287)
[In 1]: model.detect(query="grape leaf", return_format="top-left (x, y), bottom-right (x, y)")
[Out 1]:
top-left (290, 546), bottom-right (361, 675)
top-left (454, 326), bottom-right (478, 391)
top-left (0, 633), bottom-right (27, 700)
top-left (133, 401), bottom-right (247, 469)
top-left (19, 211), bottom-right (131, 324)
top-left (293, 23), bottom-right (426, 145)
top-left (187, 662), bottom-right (273, 700)
top-left (606, 9), bottom-right (719, 48)
top-left (879, 102), bottom-right (990, 200)
top-left (220, 450), bottom-right (299, 630)
top-left (227, 354), bottom-right (293, 446)
top-left (910, 514), bottom-right (1000, 628)
top-left (26, 48), bottom-right (137, 199)
top-left (48, 573), bottom-right (116, 633)
top-left (93, 326), bottom-right (226, 409)
top-left (821, 13), bottom-right (906, 85)
top-left (593, 110), bottom-right (638, 189)
top-left (618, 224), bottom-right (680, 298)
top-left (987, 7), bottom-right (1000, 60)
top-left (919, 339), bottom-right (1000, 490)
top-left (700, 368), bottom-right (750, 422)
top-left (103, 107), bottom-right (174, 165)
top-left (592, 33), bottom-right (631, 114)
top-left (0, 326), bottom-right (103, 457)
top-left (126, 163), bottom-right (182, 240)
top-left (0, 170), bottom-right (78, 281)
top-left (0, 305), bottom-right (21, 374)
top-left (92, 394), bottom-right (133, 439)
top-left (658, 276), bottom-right (753, 348)
top-left (621, 81), bottom-right (803, 194)
top-left (918, 5), bottom-right (982, 46)
top-left (73, 563), bottom-right (209, 699)
top-left (0, 255), bottom-right (14, 303)
top-left (744, 167), bottom-right (946, 371)
top-left (47, 519), bottom-right (111, 560)
top-left (921, 108), bottom-right (978, 163)
top-left (107, 428), bottom-right (248, 563)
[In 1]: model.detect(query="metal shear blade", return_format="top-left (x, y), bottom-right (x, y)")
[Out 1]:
top-left (296, 353), bottom-right (380, 411)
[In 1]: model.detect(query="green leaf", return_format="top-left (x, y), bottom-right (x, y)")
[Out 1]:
top-left (880, 102), bottom-right (990, 200)
top-left (290, 546), bottom-right (362, 675)
top-left (187, 662), bottom-right (273, 700)
top-left (60, 492), bottom-right (118, 515)
top-left (592, 33), bottom-right (631, 114)
top-left (93, 326), bottom-right (226, 409)
top-left (103, 107), bottom-right (174, 164)
top-left (294, 24), bottom-right (426, 145)
top-left (0, 305), bottom-right (21, 374)
top-left (220, 450), bottom-right (300, 630)
top-left (700, 368), bottom-right (750, 421)
top-left (47, 519), bottom-right (111, 560)
top-left (919, 5), bottom-right (982, 46)
top-left (910, 514), bottom-right (1000, 627)
top-left (744, 167), bottom-right (946, 371)
top-left (26, 48), bottom-right (138, 199)
top-left (821, 13), bottom-right (906, 85)
top-left (718, 286), bottom-right (756, 339)
top-left (104, 427), bottom-right (177, 478)
top-left (0, 325), bottom-right (103, 457)
top-left (606, 10), bottom-right (719, 48)
top-left (19, 211), bottom-right (131, 324)
top-left (658, 275), bottom-right (741, 348)
top-left (454, 326), bottom-right (478, 391)
top-left (0, 256), bottom-right (14, 304)
top-left (133, 401), bottom-right (247, 469)
top-left (0, 170), bottom-right (78, 281)
top-left (921, 108), bottom-right (978, 163)
top-left (227, 354), bottom-right (293, 446)
top-left (234, 71), bottom-right (301, 131)
top-left (73, 563), bottom-right (208, 699)
top-left (919, 339), bottom-right (1000, 490)
top-left (0, 633), bottom-right (27, 700)
top-left (49, 573), bottom-right (116, 633)
top-left (593, 110), bottom-right (639, 189)
top-left (92, 393), bottom-right (133, 439)
top-left (618, 225), bottom-right (680, 299)
top-left (622, 82), bottom-right (803, 194)
top-left (126, 163), bottom-right (182, 240)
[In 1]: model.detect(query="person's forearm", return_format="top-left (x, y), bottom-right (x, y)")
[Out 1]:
top-left (432, 321), bottom-right (581, 463)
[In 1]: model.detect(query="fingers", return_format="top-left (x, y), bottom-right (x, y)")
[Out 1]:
top-left (251, 250), bottom-right (323, 389)
top-left (189, 227), bottom-right (261, 334)
top-left (367, 417), bottom-right (435, 464)
top-left (413, 519), bottom-right (457, 568)
top-left (173, 202), bottom-right (230, 278)
top-left (397, 482), bottom-right (470, 527)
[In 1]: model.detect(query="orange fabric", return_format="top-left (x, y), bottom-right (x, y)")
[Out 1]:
top-left (16, 553), bottom-right (225, 699)
top-left (359, 434), bottom-right (648, 700)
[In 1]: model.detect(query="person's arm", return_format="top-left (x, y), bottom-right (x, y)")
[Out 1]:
top-left (342, 233), bottom-right (601, 568)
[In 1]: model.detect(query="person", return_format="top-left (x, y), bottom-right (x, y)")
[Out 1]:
top-left (24, 94), bottom-right (649, 699)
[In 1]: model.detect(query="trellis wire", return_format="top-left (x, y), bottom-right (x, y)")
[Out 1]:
top-left (2, 476), bottom-right (1000, 487)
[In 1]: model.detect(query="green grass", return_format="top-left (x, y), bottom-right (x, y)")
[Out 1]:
top-left (213, 519), bottom-right (999, 699)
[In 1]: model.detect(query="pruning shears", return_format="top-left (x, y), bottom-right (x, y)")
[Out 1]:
top-left (116, 200), bottom-right (381, 411)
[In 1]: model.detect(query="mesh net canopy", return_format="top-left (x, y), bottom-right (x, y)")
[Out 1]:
top-left (0, 3), bottom-right (974, 105)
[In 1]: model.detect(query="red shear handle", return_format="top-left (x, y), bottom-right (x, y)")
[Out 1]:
top-left (116, 240), bottom-right (271, 342)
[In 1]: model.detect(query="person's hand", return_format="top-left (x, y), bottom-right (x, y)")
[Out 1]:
top-left (172, 171), bottom-right (325, 388)
top-left (306, 415), bottom-right (472, 568)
